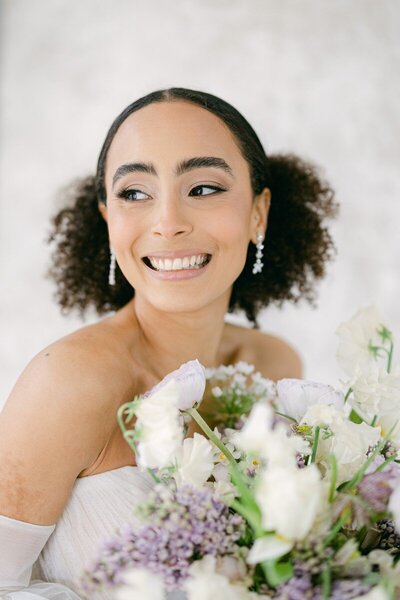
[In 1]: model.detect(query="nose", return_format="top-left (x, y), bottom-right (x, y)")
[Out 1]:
top-left (151, 196), bottom-right (193, 239)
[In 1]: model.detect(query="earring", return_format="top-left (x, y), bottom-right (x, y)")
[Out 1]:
top-left (252, 232), bottom-right (264, 275)
top-left (108, 247), bottom-right (116, 286)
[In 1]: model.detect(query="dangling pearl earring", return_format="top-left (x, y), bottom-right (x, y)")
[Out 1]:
top-left (252, 232), bottom-right (264, 275)
top-left (108, 247), bottom-right (116, 286)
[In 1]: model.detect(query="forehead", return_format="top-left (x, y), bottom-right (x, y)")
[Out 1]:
top-left (105, 100), bottom-right (248, 182)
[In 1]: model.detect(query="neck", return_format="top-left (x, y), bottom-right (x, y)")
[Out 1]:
top-left (128, 294), bottom-right (230, 379)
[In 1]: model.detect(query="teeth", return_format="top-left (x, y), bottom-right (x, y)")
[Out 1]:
top-left (148, 254), bottom-right (209, 271)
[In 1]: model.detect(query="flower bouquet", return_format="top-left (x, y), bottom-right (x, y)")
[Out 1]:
top-left (80, 306), bottom-right (400, 599)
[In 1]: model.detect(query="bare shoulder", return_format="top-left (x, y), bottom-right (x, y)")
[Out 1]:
top-left (7, 316), bottom-right (133, 417)
top-left (224, 322), bottom-right (303, 381)
top-left (0, 316), bottom-right (135, 524)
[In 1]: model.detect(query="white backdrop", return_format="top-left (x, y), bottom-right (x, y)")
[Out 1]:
top-left (1, 0), bottom-right (399, 405)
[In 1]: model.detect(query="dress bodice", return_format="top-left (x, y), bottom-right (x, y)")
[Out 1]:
top-left (32, 466), bottom-right (154, 599)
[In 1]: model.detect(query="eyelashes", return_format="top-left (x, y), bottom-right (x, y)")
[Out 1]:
top-left (115, 184), bottom-right (226, 202)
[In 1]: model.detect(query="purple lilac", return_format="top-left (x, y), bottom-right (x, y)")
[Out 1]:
top-left (275, 577), bottom-right (372, 600)
top-left (80, 484), bottom-right (245, 595)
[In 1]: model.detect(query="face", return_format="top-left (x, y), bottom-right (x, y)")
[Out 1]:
top-left (99, 100), bottom-right (270, 315)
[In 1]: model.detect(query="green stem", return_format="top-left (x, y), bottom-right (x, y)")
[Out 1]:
top-left (328, 454), bottom-right (338, 503)
top-left (323, 508), bottom-right (351, 547)
top-left (186, 408), bottom-right (236, 465)
top-left (370, 415), bottom-right (378, 427)
top-left (274, 410), bottom-right (298, 423)
top-left (310, 426), bottom-right (320, 464)
top-left (321, 561), bottom-right (332, 599)
top-left (344, 387), bottom-right (353, 403)
top-left (230, 499), bottom-right (263, 536)
top-left (375, 455), bottom-right (397, 472)
top-left (387, 341), bottom-right (394, 373)
top-left (187, 407), bottom-right (261, 520)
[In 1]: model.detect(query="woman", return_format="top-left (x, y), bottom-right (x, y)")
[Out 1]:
top-left (0, 87), bottom-right (337, 598)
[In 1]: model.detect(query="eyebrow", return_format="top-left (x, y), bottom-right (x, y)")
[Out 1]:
top-left (112, 156), bottom-right (235, 189)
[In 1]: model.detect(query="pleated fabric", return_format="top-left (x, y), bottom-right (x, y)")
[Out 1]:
top-left (32, 466), bottom-right (154, 599)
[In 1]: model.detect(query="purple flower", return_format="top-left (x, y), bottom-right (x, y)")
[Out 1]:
top-left (80, 484), bottom-right (245, 594)
top-left (358, 471), bottom-right (395, 513)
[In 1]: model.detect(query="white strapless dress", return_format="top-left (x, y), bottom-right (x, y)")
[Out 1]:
top-left (31, 466), bottom-right (184, 599)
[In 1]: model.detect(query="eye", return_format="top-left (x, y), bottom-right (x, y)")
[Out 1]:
top-left (116, 188), bottom-right (149, 202)
top-left (189, 184), bottom-right (225, 197)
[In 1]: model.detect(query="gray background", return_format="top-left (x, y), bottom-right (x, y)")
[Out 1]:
top-left (1, 0), bottom-right (399, 406)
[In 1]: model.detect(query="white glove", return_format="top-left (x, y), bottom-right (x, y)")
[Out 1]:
top-left (0, 515), bottom-right (81, 599)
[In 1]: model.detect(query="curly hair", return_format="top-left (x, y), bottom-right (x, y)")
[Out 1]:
top-left (47, 87), bottom-right (338, 326)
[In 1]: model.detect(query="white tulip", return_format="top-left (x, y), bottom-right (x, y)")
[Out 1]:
top-left (230, 402), bottom-right (274, 454)
top-left (173, 433), bottom-right (215, 488)
top-left (378, 412), bottom-right (400, 442)
top-left (352, 587), bottom-right (388, 600)
top-left (301, 404), bottom-right (381, 483)
top-left (276, 378), bottom-right (344, 422)
top-left (231, 402), bottom-right (309, 468)
top-left (145, 359), bottom-right (206, 410)
top-left (247, 535), bottom-right (293, 564)
top-left (335, 305), bottom-right (389, 377)
top-left (184, 555), bottom-right (253, 600)
top-left (136, 380), bottom-right (184, 470)
top-left (116, 568), bottom-right (165, 600)
top-left (255, 464), bottom-right (322, 540)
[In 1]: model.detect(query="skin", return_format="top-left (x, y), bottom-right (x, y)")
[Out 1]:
top-left (98, 100), bottom-right (271, 377)
top-left (0, 100), bottom-right (302, 524)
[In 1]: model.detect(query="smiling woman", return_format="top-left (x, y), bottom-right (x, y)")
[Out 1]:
top-left (0, 87), bottom-right (338, 598)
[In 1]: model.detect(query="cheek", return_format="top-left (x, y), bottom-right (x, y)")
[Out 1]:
top-left (107, 210), bottom-right (140, 248)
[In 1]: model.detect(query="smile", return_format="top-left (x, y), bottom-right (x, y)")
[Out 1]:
top-left (143, 253), bottom-right (212, 272)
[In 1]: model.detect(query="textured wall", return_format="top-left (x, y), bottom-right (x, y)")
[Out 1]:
top-left (1, 0), bottom-right (399, 405)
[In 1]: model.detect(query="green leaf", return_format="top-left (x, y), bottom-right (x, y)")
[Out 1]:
top-left (261, 559), bottom-right (293, 587)
top-left (349, 409), bottom-right (363, 424)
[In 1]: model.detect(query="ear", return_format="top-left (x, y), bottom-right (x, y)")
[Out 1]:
top-left (98, 202), bottom-right (108, 223)
top-left (250, 187), bottom-right (271, 243)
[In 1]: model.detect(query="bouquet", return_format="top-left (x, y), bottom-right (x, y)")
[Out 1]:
top-left (80, 306), bottom-right (400, 599)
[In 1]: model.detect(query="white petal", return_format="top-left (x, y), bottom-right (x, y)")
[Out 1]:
top-left (117, 568), bottom-right (165, 600)
top-left (247, 535), bottom-right (293, 564)
top-left (277, 378), bottom-right (344, 422)
top-left (174, 433), bottom-right (214, 488)
top-left (145, 359), bottom-right (206, 410)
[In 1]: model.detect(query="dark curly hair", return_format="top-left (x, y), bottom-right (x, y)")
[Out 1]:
top-left (47, 87), bottom-right (338, 326)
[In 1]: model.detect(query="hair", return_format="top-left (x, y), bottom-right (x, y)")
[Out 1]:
top-left (47, 87), bottom-right (338, 326)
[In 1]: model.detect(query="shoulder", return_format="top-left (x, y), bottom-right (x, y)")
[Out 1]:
top-left (0, 317), bottom-right (136, 523)
top-left (3, 317), bottom-right (136, 462)
top-left (12, 318), bottom-right (132, 409)
top-left (224, 322), bottom-right (303, 381)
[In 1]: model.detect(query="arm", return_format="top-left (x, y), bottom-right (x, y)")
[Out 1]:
top-left (0, 342), bottom-right (110, 598)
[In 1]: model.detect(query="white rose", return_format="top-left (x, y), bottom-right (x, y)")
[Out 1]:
top-left (335, 305), bottom-right (389, 377)
top-left (173, 433), bottom-right (215, 488)
top-left (116, 568), bottom-right (165, 600)
top-left (276, 378), bottom-right (344, 422)
top-left (136, 380), bottom-right (184, 469)
top-left (301, 404), bottom-right (381, 483)
top-left (255, 464), bottom-right (322, 540)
